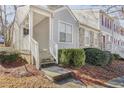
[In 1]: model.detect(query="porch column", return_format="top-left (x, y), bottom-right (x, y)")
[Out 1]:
top-left (29, 10), bottom-right (33, 37)
top-left (29, 10), bottom-right (33, 65)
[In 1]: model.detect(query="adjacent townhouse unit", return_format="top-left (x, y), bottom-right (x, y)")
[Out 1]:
top-left (112, 18), bottom-right (124, 57)
top-left (79, 9), bottom-right (124, 58)
top-left (99, 10), bottom-right (114, 51)
top-left (10, 5), bottom-right (124, 69)
top-left (100, 10), bottom-right (124, 58)
top-left (72, 9), bottom-right (101, 49)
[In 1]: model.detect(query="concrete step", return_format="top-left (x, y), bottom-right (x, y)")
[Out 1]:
top-left (40, 57), bottom-right (56, 68)
top-left (20, 50), bottom-right (31, 55)
top-left (56, 77), bottom-right (84, 88)
top-left (41, 58), bottom-right (54, 62)
top-left (41, 66), bottom-right (73, 82)
top-left (41, 66), bottom-right (84, 87)
top-left (40, 62), bottom-right (57, 68)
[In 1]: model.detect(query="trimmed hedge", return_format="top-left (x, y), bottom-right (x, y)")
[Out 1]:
top-left (112, 53), bottom-right (120, 60)
top-left (58, 49), bottom-right (86, 68)
top-left (104, 51), bottom-right (113, 65)
top-left (84, 48), bottom-right (113, 66)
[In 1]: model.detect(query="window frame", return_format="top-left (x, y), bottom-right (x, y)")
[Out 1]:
top-left (58, 20), bottom-right (73, 44)
top-left (23, 27), bottom-right (29, 36)
top-left (84, 30), bottom-right (90, 46)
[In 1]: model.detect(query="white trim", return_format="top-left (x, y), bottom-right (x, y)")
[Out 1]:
top-left (30, 6), bottom-right (51, 17)
top-left (54, 6), bottom-right (78, 22)
top-left (65, 6), bottom-right (78, 22)
top-left (54, 7), bottom-right (66, 13)
top-left (58, 20), bottom-right (73, 44)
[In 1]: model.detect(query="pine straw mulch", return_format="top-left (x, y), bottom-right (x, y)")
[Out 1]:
top-left (0, 57), bottom-right (58, 88)
top-left (72, 60), bottom-right (124, 86)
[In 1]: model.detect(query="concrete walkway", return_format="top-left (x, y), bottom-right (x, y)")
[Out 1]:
top-left (107, 76), bottom-right (124, 87)
top-left (41, 66), bottom-right (85, 88)
top-left (41, 65), bottom-right (111, 88)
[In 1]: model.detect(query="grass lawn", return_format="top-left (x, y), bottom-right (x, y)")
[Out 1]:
top-left (73, 60), bottom-right (124, 86)
top-left (0, 57), bottom-right (57, 88)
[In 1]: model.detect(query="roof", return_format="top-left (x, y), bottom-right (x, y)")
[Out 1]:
top-left (71, 9), bottom-right (100, 30)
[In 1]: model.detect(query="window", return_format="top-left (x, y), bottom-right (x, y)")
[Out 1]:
top-left (85, 30), bottom-right (90, 46)
top-left (94, 33), bottom-right (98, 46)
top-left (107, 19), bottom-right (109, 28)
top-left (114, 24), bottom-right (116, 31)
top-left (110, 21), bottom-right (111, 29)
top-left (105, 17), bottom-right (107, 27)
top-left (101, 14), bottom-right (104, 26)
top-left (59, 21), bottom-right (72, 43)
top-left (23, 28), bottom-right (29, 35)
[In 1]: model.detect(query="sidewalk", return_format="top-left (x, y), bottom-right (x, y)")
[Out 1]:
top-left (107, 76), bottom-right (124, 87)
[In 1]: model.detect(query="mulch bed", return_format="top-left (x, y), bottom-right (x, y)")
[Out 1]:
top-left (72, 60), bottom-right (124, 86)
top-left (0, 57), bottom-right (57, 88)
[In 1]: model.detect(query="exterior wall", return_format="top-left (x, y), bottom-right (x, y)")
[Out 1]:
top-left (21, 17), bottom-right (30, 51)
top-left (99, 11), bottom-right (114, 51)
top-left (72, 9), bottom-right (100, 30)
top-left (12, 22), bottom-right (20, 50)
top-left (99, 10), bottom-right (124, 58)
top-left (79, 25), bottom-right (100, 49)
top-left (101, 31), bottom-right (112, 51)
top-left (12, 6), bottom-right (30, 51)
top-left (112, 25), bottom-right (124, 58)
top-left (53, 8), bottom-right (79, 49)
top-left (72, 9), bottom-right (101, 49)
top-left (33, 18), bottom-right (49, 50)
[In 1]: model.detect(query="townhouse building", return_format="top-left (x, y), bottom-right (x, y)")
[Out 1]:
top-left (9, 5), bottom-right (124, 69)
top-left (112, 18), bottom-right (124, 57)
top-left (73, 8), bottom-right (124, 58)
top-left (99, 10), bottom-right (114, 51)
top-left (72, 9), bottom-right (101, 49)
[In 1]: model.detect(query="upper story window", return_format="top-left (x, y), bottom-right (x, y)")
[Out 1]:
top-left (101, 14), bottom-right (104, 26)
top-left (110, 21), bottom-right (112, 29)
top-left (107, 19), bottom-right (109, 28)
top-left (59, 21), bottom-right (73, 43)
top-left (105, 17), bottom-right (107, 27)
top-left (114, 24), bottom-right (116, 31)
top-left (101, 14), bottom-right (113, 30)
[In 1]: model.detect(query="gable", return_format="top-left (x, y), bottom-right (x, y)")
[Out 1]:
top-left (54, 7), bottom-right (78, 23)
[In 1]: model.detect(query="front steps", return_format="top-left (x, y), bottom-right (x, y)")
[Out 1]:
top-left (41, 64), bottom-right (84, 87)
top-left (39, 49), bottom-right (84, 87)
top-left (39, 49), bottom-right (56, 68)
top-left (40, 58), bottom-right (56, 68)
top-left (42, 66), bottom-right (73, 82)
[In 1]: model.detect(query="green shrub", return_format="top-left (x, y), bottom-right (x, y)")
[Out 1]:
top-left (112, 53), bottom-right (120, 60)
top-left (58, 49), bottom-right (86, 68)
top-left (58, 49), bottom-right (72, 66)
top-left (0, 52), bottom-right (20, 63)
top-left (103, 51), bottom-right (113, 65)
top-left (84, 48), bottom-right (113, 66)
